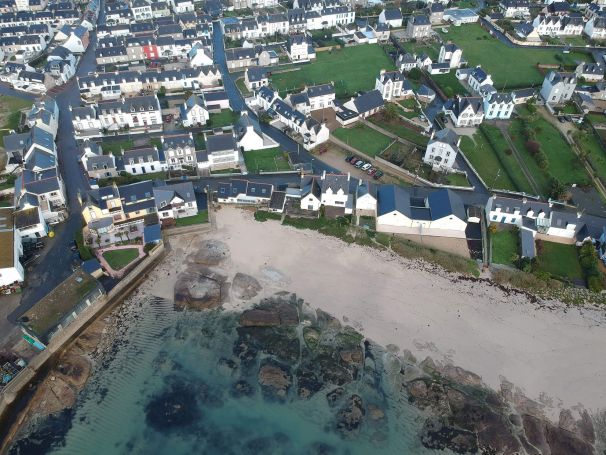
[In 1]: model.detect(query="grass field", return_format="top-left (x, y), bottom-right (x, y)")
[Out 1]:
top-left (481, 124), bottom-right (535, 194)
top-left (438, 24), bottom-right (592, 88)
top-left (431, 72), bottom-right (468, 97)
top-left (536, 242), bottom-right (583, 282)
top-left (243, 148), bottom-right (291, 172)
top-left (514, 107), bottom-right (590, 186)
top-left (270, 45), bottom-right (395, 98)
top-left (100, 139), bottom-right (134, 156)
top-left (508, 119), bottom-right (553, 196)
top-left (103, 248), bottom-right (139, 270)
top-left (209, 110), bottom-right (240, 128)
top-left (0, 95), bottom-right (32, 144)
top-left (368, 113), bottom-right (429, 147)
top-left (459, 134), bottom-right (517, 191)
top-left (577, 129), bottom-right (606, 185)
top-left (175, 211), bottom-right (208, 226)
top-left (333, 124), bottom-right (393, 157)
top-left (491, 229), bottom-right (519, 266)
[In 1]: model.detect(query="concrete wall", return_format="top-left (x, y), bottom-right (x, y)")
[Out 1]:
top-left (0, 242), bottom-right (166, 425)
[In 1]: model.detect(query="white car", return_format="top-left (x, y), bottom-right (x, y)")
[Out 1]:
top-left (361, 163), bottom-right (372, 171)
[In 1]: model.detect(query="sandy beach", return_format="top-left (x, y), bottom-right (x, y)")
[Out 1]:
top-left (146, 207), bottom-right (606, 421)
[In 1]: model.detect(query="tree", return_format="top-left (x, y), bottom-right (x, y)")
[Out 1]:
top-left (383, 103), bottom-right (398, 121)
top-left (259, 113), bottom-right (272, 125)
top-left (548, 177), bottom-right (570, 201)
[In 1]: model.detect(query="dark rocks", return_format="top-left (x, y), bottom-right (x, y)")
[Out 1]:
top-left (523, 414), bottom-right (595, 455)
top-left (296, 369), bottom-right (323, 399)
top-left (258, 362), bottom-right (291, 399)
top-left (336, 394), bottom-right (365, 437)
top-left (236, 326), bottom-right (300, 363)
top-left (239, 300), bottom-right (299, 327)
top-left (230, 380), bottom-right (254, 398)
top-left (145, 381), bottom-right (200, 432)
top-left (174, 269), bottom-right (228, 310)
top-left (326, 387), bottom-right (345, 407)
top-left (420, 418), bottom-right (478, 454)
top-left (188, 240), bottom-right (230, 266)
top-left (231, 273), bottom-right (262, 300)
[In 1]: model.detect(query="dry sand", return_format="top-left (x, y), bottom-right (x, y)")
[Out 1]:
top-left (149, 208), bottom-right (606, 420)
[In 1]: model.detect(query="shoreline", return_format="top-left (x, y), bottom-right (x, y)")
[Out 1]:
top-left (5, 207), bottom-right (606, 452)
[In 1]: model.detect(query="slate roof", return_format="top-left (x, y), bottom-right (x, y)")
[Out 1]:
top-left (377, 184), bottom-right (411, 217)
top-left (306, 83), bottom-right (334, 98)
top-left (431, 128), bottom-right (459, 149)
top-left (300, 175), bottom-right (321, 199)
top-left (410, 14), bottom-right (430, 26)
top-left (351, 90), bottom-right (384, 114)
top-left (382, 8), bottom-right (402, 20)
top-left (427, 188), bottom-right (466, 221)
top-left (14, 206), bottom-right (40, 230)
top-left (206, 133), bottom-right (237, 154)
top-left (153, 181), bottom-right (196, 210)
top-left (321, 173), bottom-right (348, 194)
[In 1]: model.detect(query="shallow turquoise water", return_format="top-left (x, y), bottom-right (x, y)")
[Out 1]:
top-left (20, 297), bottom-right (448, 455)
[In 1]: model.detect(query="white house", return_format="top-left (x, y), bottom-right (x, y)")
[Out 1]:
top-left (576, 62), bottom-right (604, 82)
top-left (486, 195), bottom-right (585, 243)
top-left (320, 171), bottom-right (351, 212)
top-left (14, 205), bottom-right (48, 240)
top-left (217, 180), bottom-right (274, 204)
top-left (235, 112), bottom-right (279, 151)
top-left (467, 66), bottom-right (493, 94)
top-left (0, 208), bottom-right (24, 288)
top-left (97, 95), bottom-right (162, 132)
top-left (483, 92), bottom-right (515, 120)
top-left (206, 132), bottom-right (241, 171)
top-left (122, 146), bottom-right (166, 175)
top-left (343, 89), bottom-right (384, 119)
top-left (500, 0), bottom-right (530, 18)
top-left (438, 43), bottom-right (462, 69)
top-left (287, 34), bottom-right (315, 62)
top-left (376, 186), bottom-right (467, 238)
top-left (188, 42), bottom-right (213, 67)
top-left (300, 175), bottom-right (322, 211)
top-left (378, 8), bottom-right (403, 28)
top-left (423, 128), bottom-right (460, 170)
top-left (397, 53), bottom-right (417, 72)
top-left (540, 71), bottom-right (577, 104)
top-left (180, 94), bottom-right (209, 127)
top-left (585, 16), bottom-right (606, 40)
top-left (355, 180), bottom-right (377, 217)
top-left (443, 96), bottom-right (484, 127)
top-left (154, 181), bottom-right (198, 221)
top-left (255, 86), bottom-right (279, 111)
top-left (306, 83), bottom-right (335, 111)
top-left (162, 133), bottom-right (197, 169)
top-left (245, 67), bottom-right (269, 91)
top-left (375, 69), bottom-right (405, 101)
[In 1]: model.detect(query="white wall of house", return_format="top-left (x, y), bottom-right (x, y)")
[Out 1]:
top-left (300, 193), bottom-right (321, 211)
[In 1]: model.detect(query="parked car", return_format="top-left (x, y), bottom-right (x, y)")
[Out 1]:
top-left (361, 163), bottom-right (372, 171)
top-left (367, 168), bottom-right (377, 176)
top-left (349, 156), bottom-right (359, 164)
top-left (355, 161), bottom-right (365, 168)
top-left (373, 170), bottom-right (384, 180)
top-left (345, 155), bottom-right (353, 162)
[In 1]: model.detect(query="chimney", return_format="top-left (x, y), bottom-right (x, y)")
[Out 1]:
top-left (322, 170), bottom-right (326, 180)
top-left (347, 172), bottom-right (350, 182)
top-left (380, 69), bottom-right (385, 75)
top-left (522, 197), bottom-right (527, 204)
top-left (577, 212), bottom-right (582, 219)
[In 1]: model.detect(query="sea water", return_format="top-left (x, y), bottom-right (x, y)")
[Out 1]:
top-left (12, 297), bottom-right (449, 455)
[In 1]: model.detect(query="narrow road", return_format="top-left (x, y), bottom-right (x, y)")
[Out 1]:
top-left (8, 1), bottom-right (106, 321)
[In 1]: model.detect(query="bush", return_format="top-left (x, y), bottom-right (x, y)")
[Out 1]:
top-left (525, 140), bottom-right (541, 155)
top-left (587, 275), bottom-right (604, 293)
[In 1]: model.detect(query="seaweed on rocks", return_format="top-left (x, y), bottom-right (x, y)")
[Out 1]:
top-left (145, 379), bottom-right (201, 432)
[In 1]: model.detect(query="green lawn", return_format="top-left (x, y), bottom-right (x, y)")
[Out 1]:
top-left (175, 211), bottom-right (208, 226)
top-left (244, 147), bottom-right (291, 172)
top-left (459, 134), bottom-right (517, 191)
top-left (0, 95), bottom-right (32, 144)
top-left (536, 242), bottom-right (584, 282)
top-left (587, 113), bottom-right (606, 125)
top-left (100, 139), bottom-right (134, 156)
top-left (491, 229), bottom-right (519, 266)
top-left (209, 110), bottom-right (240, 128)
top-left (514, 107), bottom-right (590, 186)
top-left (270, 45), bottom-right (395, 98)
top-left (577, 129), bottom-right (606, 186)
top-left (194, 133), bottom-right (206, 149)
top-left (508, 119), bottom-right (553, 196)
top-left (102, 248), bottom-right (140, 270)
top-left (403, 42), bottom-right (440, 60)
top-left (431, 72), bottom-right (468, 97)
top-left (438, 24), bottom-right (592, 88)
top-left (333, 124), bottom-right (393, 157)
top-left (98, 171), bottom-right (167, 187)
top-left (367, 114), bottom-right (429, 147)
top-left (235, 77), bottom-right (251, 96)
top-left (481, 124), bottom-right (535, 194)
